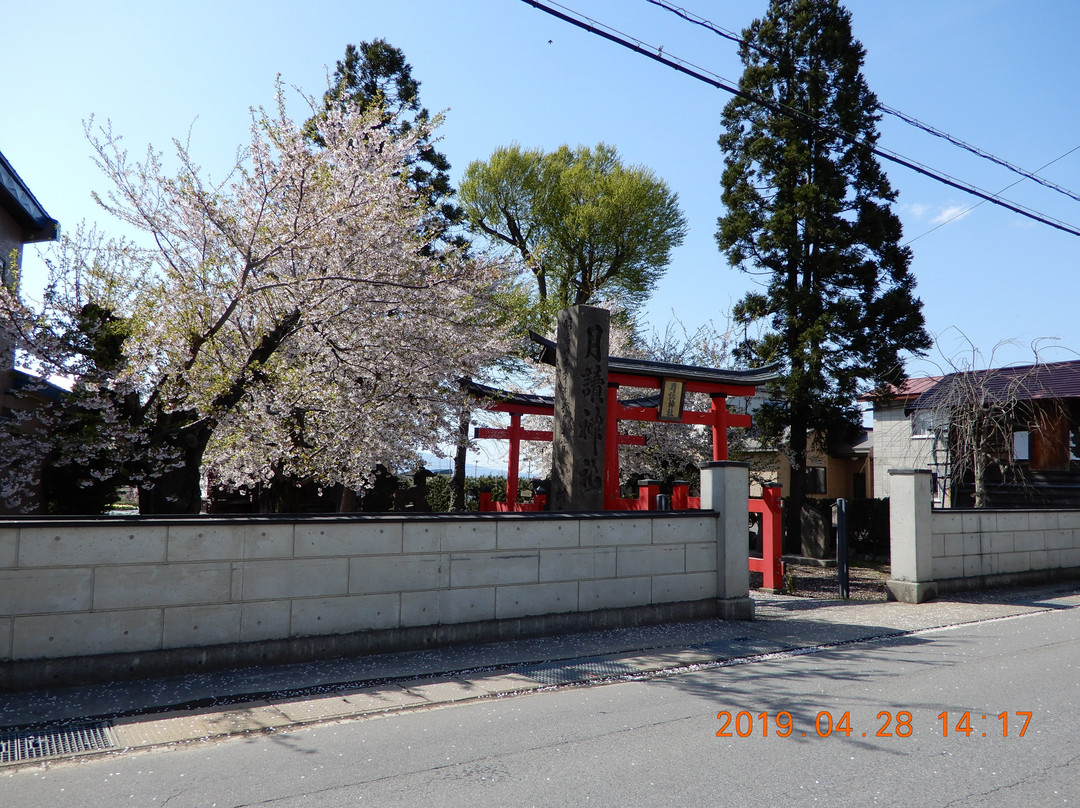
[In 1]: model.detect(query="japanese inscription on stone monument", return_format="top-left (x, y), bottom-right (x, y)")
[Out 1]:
top-left (550, 305), bottom-right (609, 510)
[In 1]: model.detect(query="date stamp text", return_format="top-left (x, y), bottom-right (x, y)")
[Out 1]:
top-left (715, 710), bottom-right (1032, 739)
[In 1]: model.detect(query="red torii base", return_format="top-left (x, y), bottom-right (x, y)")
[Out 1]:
top-left (474, 411), bottom-right (645, 511)
top-left (748, 484), bottom-right (785, 592)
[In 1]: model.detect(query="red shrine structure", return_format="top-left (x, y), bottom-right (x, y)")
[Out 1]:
top-left (467, 333), bottom-right (779, 510)
top-left (466, 334), bottom-right (785, 589)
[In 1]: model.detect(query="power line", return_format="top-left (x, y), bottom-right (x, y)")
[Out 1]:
top-left (526, 0), bottom-right (745, 97)
top-left (520, 0), bottom-right (1080, 238)
top-left (880, 108), bottom-right (1080, 205)
top-left (645, 0), bottom-right (746, 49)
top-left (646, 0), bottom-right (1080, 206)
top-left (905, 145), bottom-right (1080, 246)
top-left (645, 0), bottom-right (746, 48)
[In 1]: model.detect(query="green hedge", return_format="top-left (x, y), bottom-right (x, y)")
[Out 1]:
top-left (424, 475), bottom-right (541, 512)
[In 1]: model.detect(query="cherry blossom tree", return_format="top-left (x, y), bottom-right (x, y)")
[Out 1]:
top-left (0, 84), bottom-right (508, 513)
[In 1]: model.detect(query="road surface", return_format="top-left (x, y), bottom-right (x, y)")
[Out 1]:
top-left (5, 605), bottom-right (1078, 807)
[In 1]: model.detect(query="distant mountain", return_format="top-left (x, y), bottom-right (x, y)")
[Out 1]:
top-left (419, 453), bottom-right (507, 478)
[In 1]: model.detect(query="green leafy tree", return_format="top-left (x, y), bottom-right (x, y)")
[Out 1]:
top-left (716, 0), bottom-right (931, 547)
top-left (460, 143), bottom-right (687, 332)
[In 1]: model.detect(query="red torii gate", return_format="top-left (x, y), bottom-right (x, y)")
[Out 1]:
top-left (466, 336), bottom-right (785, 590)
top-left (468, 334), bottom-right (779, 512)
top-left (467, 381), bottom-right (649, 512)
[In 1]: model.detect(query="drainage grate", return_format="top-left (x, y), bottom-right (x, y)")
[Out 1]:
top-left (516, 659), bottom-right (639, 686)
top-left (0, 722), bottom-right (117, 764)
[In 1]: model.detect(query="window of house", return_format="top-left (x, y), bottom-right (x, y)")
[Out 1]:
top-left (1069, 404), bottom-right (1080, 462)
top-left (1013, 430), bottom-right (1030, 461)
top-left (912, 408), bottom-right (948, 439)
top-left (806, 466), bottom-right (827, 495)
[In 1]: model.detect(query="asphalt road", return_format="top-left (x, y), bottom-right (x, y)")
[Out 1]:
top-left (5, 606), bottom-right (1078, 807)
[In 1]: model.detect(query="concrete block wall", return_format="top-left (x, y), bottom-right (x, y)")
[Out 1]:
top-left (0, 512), bottom-right (724, 666)
top-left (887, 469), bottom-right (1080, 602)
top-left (929, 509), bottom-right (1080, 581)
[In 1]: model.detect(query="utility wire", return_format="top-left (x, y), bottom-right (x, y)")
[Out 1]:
top-left (521, 0), bottom-right (1080, 238)
top-left (881, 108), bottom-right (1080, 204)
top-left (646, 0), bottom-right (746, 48)
top-left (905, 145), bottom-right (1080, 245)
top-left (646, 0), bottom-right (1080, 206)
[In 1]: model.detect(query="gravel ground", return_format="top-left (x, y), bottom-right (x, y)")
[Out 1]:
top-left (752, 560), bottom-right (891, 601)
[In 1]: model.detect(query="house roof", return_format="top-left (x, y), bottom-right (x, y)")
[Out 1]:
top-left (0, 149), bottom-right (59, 243)
top-left (10, 369), bottom-right (65, 402)
top-left (831, 428), bottom-right (873, 457)
top-left (909, 359), bottom-right (1080, 412)
top-left (859, 375), bottom-right (942, 404)
top-left (738, 426), bottom-right (872, 458)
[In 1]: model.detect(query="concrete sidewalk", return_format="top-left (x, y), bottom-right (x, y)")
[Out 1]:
top-left (3, 581), bottom-right (1079, 767)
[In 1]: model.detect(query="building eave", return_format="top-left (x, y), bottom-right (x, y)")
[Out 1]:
top-left (0, 149), bottom-right (59, 243)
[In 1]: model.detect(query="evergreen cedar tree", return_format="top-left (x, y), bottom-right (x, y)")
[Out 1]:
top-left (306, 39), bottom-right (464, 245)
top-left (715, 0), bottom-right (931, 546)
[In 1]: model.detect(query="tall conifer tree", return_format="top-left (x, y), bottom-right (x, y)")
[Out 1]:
top-left (716, 0), bottom-right (930, 547)
top-left (307, 40), bottom-right (463, 243)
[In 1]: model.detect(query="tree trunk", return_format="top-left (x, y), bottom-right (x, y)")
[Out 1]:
top-left (786, 417), bottom-right (808, 554)
top-left (138, 421), bottom-right (214, 514)
top-left (973, 429), bottom-right (989, 509)
top-left (449, 401), bottom-right (471, 512)
top-left (339, 487), bottom-right (357, 513)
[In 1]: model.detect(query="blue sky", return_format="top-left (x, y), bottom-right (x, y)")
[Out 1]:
top-left (4, 0), bottom-right (1079, 379)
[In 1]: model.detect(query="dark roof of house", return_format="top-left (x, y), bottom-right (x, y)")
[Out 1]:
top-left (739, 426), bottom-right (872, 457)
top-left (0, 149), bottom-right (59, 243)
top-left (830, 428), bottom-right (873, 457)
top-left (10, 369), bottom-right (65, 402)
top-left (528, 331), bottom-right (780, 387)
top-left (909, 359), bottom-right (1080, 412)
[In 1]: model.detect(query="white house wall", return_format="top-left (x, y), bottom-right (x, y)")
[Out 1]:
top-left (871, 402), bottom-right (938, 498)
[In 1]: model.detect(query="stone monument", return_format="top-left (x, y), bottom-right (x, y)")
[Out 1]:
top-left (549, 305), bottom-right (609, 511)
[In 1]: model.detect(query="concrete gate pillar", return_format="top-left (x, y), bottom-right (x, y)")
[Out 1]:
top-left (700, 460), bottom-right (755, 620)
top-left (886, 469), bottom-right (938, 603)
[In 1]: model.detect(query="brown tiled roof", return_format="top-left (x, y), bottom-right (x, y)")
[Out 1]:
top-left (859, 375), bottom-right (942, 403)
top-left (910, 359), bottom-right (1080, 411)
